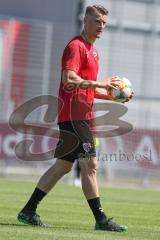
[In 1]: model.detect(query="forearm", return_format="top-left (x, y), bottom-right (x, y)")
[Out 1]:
top-left (94, 88), bottom-right (111, 100)
top-left (62, 70), bottom-right (105, 89)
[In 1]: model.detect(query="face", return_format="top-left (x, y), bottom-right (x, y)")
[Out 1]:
top-left (84, 12), bottom-right (107, 40)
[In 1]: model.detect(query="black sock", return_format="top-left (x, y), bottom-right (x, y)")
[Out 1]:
top-left (87, 197), bottom-right (107, 222)
top-left (22, 187), bottom-right (46, 212)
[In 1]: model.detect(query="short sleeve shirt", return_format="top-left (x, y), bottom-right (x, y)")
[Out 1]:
top-left (58, 36), bottom-right (99, 123)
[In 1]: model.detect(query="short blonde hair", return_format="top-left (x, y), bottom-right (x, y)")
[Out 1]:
top-left (85, 5), bottom-right (109, 16)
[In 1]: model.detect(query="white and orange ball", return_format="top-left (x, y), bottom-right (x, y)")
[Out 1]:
top-left (109, 77), bottom-right (133, 103)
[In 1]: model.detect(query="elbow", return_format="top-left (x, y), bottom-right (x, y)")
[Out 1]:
top-left (62, 77), bottom-right (70, 88)
top-left (62, 70), bottom-right (76, 90)
top-left (62, 75), bottom-right (75, 91)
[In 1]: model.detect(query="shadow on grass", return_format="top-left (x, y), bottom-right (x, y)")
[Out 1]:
top-left (0, 222), bottom-right (53, 228)
top-left (0, 222), bottom-right (92, 232)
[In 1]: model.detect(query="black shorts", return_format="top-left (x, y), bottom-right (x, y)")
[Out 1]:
top-left (54, 120), bottom-right (96, 162)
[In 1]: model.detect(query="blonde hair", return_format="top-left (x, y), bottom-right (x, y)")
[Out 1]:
top-left (85, 5), bottom-right (109, 16)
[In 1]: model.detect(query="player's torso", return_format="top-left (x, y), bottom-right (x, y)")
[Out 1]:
top-left (58, 36), bottom-right (99, 122)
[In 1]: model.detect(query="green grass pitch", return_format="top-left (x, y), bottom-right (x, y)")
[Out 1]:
top-left (0, 179), bottom-right (160, 240)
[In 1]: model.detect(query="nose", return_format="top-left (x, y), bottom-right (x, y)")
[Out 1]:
top-left (99, 22), bottom-right (105, 30)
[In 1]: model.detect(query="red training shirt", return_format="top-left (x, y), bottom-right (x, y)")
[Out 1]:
top-left (57, 36), bottom-right (99, 123)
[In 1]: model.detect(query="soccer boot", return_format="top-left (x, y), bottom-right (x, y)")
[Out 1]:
top-left (95, 217), bottom-right (128, 232)
top-left (17, 210), bottom-right (48, 227)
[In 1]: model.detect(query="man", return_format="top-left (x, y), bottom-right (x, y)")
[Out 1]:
top-left (17, 5), bottom-right (127, 232)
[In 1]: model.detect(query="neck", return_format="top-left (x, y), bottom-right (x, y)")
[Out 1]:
top-left (81, 30), bottom-right (96, 45)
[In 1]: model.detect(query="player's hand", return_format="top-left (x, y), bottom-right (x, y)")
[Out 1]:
top-left (102, 76), bottom-right (121, 90)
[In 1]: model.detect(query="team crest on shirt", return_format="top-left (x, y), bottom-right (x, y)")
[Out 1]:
top-left (82, 142), bottom-right (92, 153)
top-left (86, 51), bottom-right (97, 59)
top-left (93, 51), bottom-right (97, 58)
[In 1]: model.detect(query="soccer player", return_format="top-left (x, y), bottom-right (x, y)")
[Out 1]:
top-left (17, 5), bottom-right (128, 232)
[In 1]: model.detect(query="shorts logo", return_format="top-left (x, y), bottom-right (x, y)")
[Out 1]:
top-left (82, 142), bottom-right (91, 153)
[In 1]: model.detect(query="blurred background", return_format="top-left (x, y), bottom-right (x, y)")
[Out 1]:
top-left (0, 0), bottom-right (160, 189)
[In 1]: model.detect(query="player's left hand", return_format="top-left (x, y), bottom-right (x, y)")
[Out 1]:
top-left (103, 76), bottom-right (121, 90)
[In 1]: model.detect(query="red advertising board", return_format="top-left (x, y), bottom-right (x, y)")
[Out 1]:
top-left (0, 123), bottom-right (58, 161)
top-left (0, 20), bottom-right (30, 109)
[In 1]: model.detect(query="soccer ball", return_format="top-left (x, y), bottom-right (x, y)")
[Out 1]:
top-left (109, 77), bottom-right (133, 103)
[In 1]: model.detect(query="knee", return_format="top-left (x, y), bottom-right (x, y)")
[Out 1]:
top-left (89, 160), bottom-right (98, 174)
top-left (55, 160), bottom-right (72, 175)
top-left (60, 164), bottom-right (72, 175)
top-left (63, 165), bottom-right (72, 174)
top-left (80, 158), bottom-right (98, 175)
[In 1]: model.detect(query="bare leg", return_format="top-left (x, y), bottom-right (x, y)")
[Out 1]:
top-left (79, 157), bottom-right (99, 199)
top-left (37, 159), bottom-right (73, 193)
